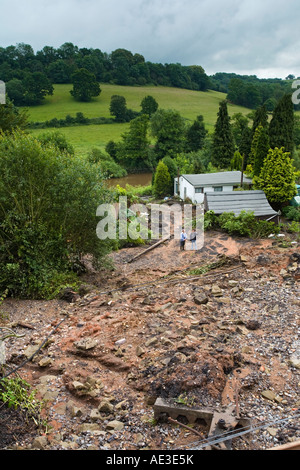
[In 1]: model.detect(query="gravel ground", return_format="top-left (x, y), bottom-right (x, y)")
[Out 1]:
top-left (0, 232), bottom-right (299, 451)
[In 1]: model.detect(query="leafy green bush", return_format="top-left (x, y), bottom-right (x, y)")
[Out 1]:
top-left (0, 376), bottom-right (45, 427)
top-left (0, 131), bottom-right (114, 298)
top-left (218, 211), bottom-right (254, 236)
top-left (283, 220), bottom-right (300, 233)
top-left (204, 210), bottom-right (280, 238)
top-left (87, 148), bottom-right (127, 178)
top-left (124, 184), bottom-right (153, 197)
top-left (253, 147), bottom-right (297, 205)
top-left (204, 210), bottom-right (219, 231)
top-left (282, 205), bottom-right (300, 222)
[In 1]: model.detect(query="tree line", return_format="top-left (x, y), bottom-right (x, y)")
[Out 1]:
top-left (1, 42), bottom-right (296, 110)
top-left (210, 72), bottom-right (296, 111)
top-left (0, 42), bottom-right (210, 106)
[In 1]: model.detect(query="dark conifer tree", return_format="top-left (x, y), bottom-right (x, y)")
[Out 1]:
top-left (239, 126), bottom-right (252, 169)
top-left (269, 94), bottom-right (294, 155)
top-left (252, 104), bottom-right (268, 135)
top-left (253, 126), bottom-right (270, 176)
top-left (212, 100), bottom-right (235, 168)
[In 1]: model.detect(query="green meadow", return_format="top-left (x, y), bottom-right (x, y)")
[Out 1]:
top-left (26, 84), bottom-right (251, 156)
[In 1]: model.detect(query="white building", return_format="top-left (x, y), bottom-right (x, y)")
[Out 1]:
top-left (174, 171), bottom-right (253, 204)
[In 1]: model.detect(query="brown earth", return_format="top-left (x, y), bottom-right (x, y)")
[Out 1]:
top-left (0, 231), bottom-right (299, 451)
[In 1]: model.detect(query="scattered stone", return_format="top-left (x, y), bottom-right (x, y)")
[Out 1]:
top-left (2, 234), bottom-right (300, 452)
top-left (66, 401), bottom-right (84, 417)
top-left (267, 427), bottom-right (278, 437)
top-left (31, 436), bottom-right (48, 450)
top-left (211, 284), bottom-right (223, 297)
top-left (145, 337), bottom-right (158, 347)
top-left (23, 343), bottom-right (41, 360)
top-left (245, 320), bottom-right (261, 331)
top-left (194, 293), bottom-right (209, 305)
top-left (79, 423), bottom-right (102, 433)
top-left (115, 338), bottom-right (126, 346)
top-left (106, 420), bottom-right (124, 431)
top-left (98, 400), bottom-right (114, 413)
top-left (38, 357), bottom-right (53, 367)
top-left (90, 409), bottom-right (102, 421)
top-left (261, 390), bottom-right (277, 401)
top-left (74, 338), bottom-right (98, 351)
top-left (136, 345), bottom-right (145, 357)
top-left (289, 355), bottom-right (300, 369)
top-left (72, 380), bottom-right (86, 391)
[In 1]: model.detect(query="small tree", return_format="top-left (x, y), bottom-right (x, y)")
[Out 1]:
top-left (115, 114), bottom-right (152, 171)
top-left (140, 95), bottom-right (158, 116)
top-left (230, 150), bottom-right (243, 171)
top-left (110, 95), bottom-right (128, 122)
top-left (186, 115), bottom-right (207, 152)
top-left (0, 98), bottom-right (28, 133)
top-left (253, 147), bottom-right (297, 206)
top-left (150, 109), bottom-right (186, 159)
top-left (70, 68), bottom-right (101, 102)
top-left (153, 161), bottom-right (172, 198)
top-left (22, 71), bottom-right (54, 105)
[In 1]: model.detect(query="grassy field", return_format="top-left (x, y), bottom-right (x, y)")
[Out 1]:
top-left (26, 84), bottom-right (251, 156)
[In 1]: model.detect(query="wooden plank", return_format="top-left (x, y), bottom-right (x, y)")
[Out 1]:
top-left (269, 440), bottom-right (300, 450)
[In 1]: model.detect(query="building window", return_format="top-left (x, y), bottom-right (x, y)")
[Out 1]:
top-left (195, 187), bottom-right (203, 193)
top-left (213, 186), bottom-right (223, 192)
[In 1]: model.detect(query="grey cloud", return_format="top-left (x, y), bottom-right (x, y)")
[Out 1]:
top-left (0, 0), bottom-right (299, 78)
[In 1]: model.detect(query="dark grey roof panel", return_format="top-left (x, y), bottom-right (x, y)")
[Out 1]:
top-left (181, 171), bottom-right (252, 186)
top-left (205, 190), bottom-right (278, 217)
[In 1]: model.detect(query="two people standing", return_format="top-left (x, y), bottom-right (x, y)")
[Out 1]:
top-left (180, 228), bottom-right (197, 251)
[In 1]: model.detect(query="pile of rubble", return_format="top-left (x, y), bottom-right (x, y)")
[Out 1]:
top-left (0, 232), bottom-right (299, 450)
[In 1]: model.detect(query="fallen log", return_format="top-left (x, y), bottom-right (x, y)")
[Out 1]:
top-left (128, 236), bottom-right (170, 263)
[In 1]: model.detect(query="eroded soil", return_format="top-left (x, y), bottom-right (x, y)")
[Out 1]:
top-left (0, 231), bottom-right (299, 450)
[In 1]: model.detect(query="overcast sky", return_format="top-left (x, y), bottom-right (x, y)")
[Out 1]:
top-left (1, 0), bottom-right (299, 79)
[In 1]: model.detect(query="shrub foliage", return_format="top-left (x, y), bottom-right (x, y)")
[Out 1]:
top-left (0, 131), bottom-right (113, 298)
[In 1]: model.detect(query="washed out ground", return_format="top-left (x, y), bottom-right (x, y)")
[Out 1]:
top-left (0, 231), bottom-right (299, 450)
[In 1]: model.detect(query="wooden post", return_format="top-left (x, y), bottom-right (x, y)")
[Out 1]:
top-left (240, 156), bottom-right (245, 188)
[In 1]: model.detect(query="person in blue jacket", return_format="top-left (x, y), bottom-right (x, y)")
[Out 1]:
top-left (180, 229), bottom-right (187, 250)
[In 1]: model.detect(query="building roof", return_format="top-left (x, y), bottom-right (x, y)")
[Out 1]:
top-left (204, 190), bottom-right (278, 218)
top-left (181, 171), bottom-right (252, 187)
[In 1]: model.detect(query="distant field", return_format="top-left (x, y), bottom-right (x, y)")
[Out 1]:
top-left (26, 84), bottom-right (251, 155)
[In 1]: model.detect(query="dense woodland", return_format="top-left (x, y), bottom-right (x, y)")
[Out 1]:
top-left (0, 42), bottom-right (297, 110)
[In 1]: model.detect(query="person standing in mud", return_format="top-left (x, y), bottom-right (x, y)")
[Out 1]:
top-left (180, 229), bottom-right (187, 250)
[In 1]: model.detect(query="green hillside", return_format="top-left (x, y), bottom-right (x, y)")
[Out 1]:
top-left (26, 84), bottom-right (251, 155)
